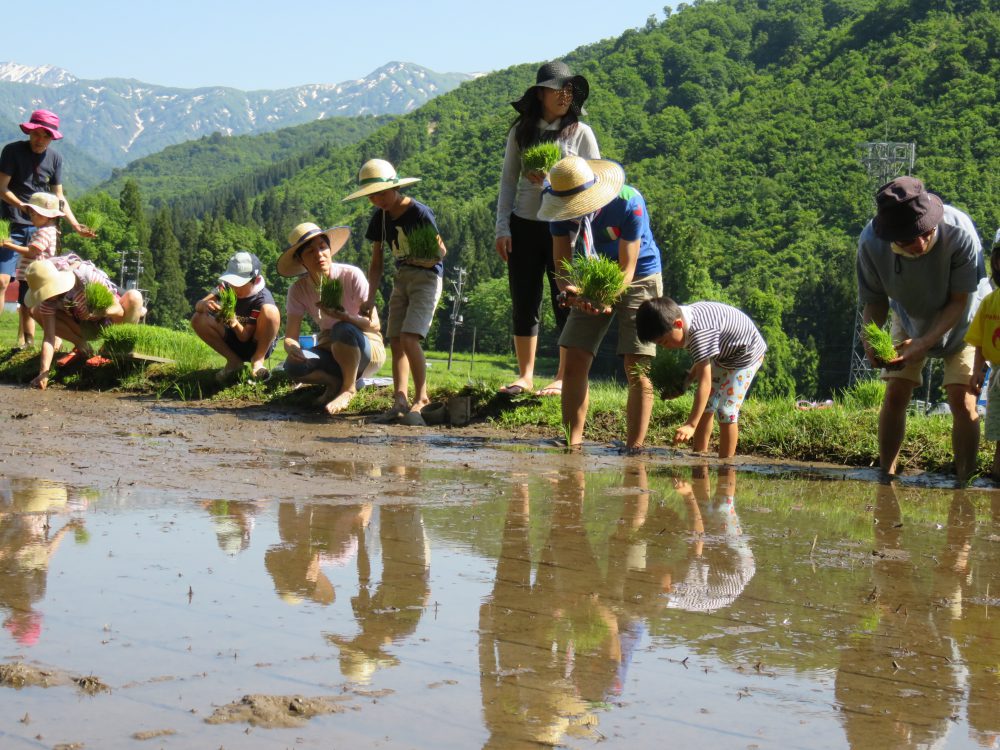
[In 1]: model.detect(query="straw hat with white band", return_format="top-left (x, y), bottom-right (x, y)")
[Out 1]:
top-left (342, 159), bottom-right (420, 202)
top-left (24, 259), bottom-right (76, 308)
top-left (536, 156), bottom-right (625, 222)
top-left (277, 222), bottom-right (351, 277)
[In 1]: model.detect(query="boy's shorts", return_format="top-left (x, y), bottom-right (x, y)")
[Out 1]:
top-left (0, 224), bottom-right (35, 277)
top-left (705, 356), bottom-right (764, 423)
top-left (223, 328), bottom-right (277, 362)
top-left (558, 274), bottom-right (663, 357)
top-left (387, 265), bottom-right (443, 339)
top-left (882, 318), bottom-right (975, 386)
top-left (985, 370), bottom-right (1000, 441)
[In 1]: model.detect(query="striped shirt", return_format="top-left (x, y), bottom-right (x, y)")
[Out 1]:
top-left (39, 255), bottom-right (118, 320)
top-left (683, 301), bottom-right (767, 369)
top-left (15, 225), bottom-right (58, 280)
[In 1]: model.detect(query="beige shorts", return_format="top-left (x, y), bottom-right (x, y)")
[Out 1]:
top-left (882, 318), bottom-right (975, 386)
top-left (558, 274), bottom-right (663, 357)
top-left (387, 265), bottom-right (443, 339)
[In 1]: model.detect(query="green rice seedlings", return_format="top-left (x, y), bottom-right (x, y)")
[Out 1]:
top-left (80, 210), bottom-right (106, 234)
top-left (216, 286), bottom-right (237, 324)
top-left (560, 255), bottom-right (628, 309)
top-left (648, 348), bottom-right (693, 399)
top-left (320, 276), bottom-right (344, 311)
top-left (405, 224), bottom-right (442, 263)
top-left (862, 321), bottom-right (898, 365)
top-left (84, 282), bottom-right (115, 317)
top-left (521, 142), bottom-right (561, 175)
top-left (0, 218), bottom-right (10, 241)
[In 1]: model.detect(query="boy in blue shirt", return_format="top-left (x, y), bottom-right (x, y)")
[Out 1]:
top-left (538, 156), bottom-right (663, 452)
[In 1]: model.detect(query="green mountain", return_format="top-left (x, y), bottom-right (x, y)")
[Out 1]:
top-left (72, 0), bottom-right (1000, 397)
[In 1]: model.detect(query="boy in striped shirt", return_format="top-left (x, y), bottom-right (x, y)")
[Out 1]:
top-left (637, 297), bottom-right (767, 458)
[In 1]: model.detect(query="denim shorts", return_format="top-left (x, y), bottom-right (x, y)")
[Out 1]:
top-left (284, 322), bottom-right (372, 381)
top-left (0, 224), bottom-right (33, 277)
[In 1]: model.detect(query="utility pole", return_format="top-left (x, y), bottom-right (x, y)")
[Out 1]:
top-left (849, 141), bottom-right (916, 386)
top-left (119, 247), bottom-right (144, 291)
top-left (447, 267), bottom-right (468, 371)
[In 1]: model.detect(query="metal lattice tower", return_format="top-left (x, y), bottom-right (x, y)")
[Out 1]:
top-left (848, 141), bottom-right (916, 386)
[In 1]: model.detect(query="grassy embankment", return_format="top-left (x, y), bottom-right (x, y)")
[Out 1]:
top-left (0, 315), bottom-right (980, 475)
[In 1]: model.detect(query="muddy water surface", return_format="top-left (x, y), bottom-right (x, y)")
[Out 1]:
top-left (3, 452), bottom-right (999, 750)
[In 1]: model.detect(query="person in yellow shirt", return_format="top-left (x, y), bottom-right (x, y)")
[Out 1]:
top-left (966, 232), bottom-right (1000, 479)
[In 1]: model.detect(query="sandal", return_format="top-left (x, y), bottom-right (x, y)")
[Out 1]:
top-left (536, 385), bottom-right (562, 397)
top-left (499, 383), bottom-right (529, 396)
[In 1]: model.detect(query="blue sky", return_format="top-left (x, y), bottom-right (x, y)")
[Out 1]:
top-left (7, 0), bottom-right (672, 90)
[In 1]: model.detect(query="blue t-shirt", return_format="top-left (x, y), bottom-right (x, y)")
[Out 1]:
top-left (364, 199), bottom-right (444, 278)
top-left (0, 140), bottom-right (64, 225)
top-left (549, 185), bottom-right (662, 280)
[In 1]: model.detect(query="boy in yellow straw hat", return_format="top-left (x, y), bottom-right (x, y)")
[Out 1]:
top-left (343, 159), bottom-right (446, 424)
top-left (537, 156), bottom-right (663, 452)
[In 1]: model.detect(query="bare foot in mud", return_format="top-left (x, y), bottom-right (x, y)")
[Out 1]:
top-left (313, 386), bottom-right (337, 407)
top-left (324, 390), bottom-right (356, 415)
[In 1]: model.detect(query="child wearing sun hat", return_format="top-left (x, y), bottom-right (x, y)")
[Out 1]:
top-left (537, 155), bottom-right (663, 452)
top-left (343, 159), bottom-right (446, 424)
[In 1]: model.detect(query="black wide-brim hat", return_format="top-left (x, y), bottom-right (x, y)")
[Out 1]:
top-left (511, 61), bottom-right (589, 116)
top-left (872, 176), bottom-right (944, 243)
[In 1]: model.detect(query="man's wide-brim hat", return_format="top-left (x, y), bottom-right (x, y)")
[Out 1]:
top-left (511, 61), bottom-right (590, 116)
top-left (20, 109), bottom-right (63, 140)
top-left (342, 159), bottom-right (420, 202)
top-left (872, 176), bottom-right (944, 243)
top-left (278, 222), bottom-right (351, 277)
top-left (24, 259), bottom-right (75, 308)
top-left (537, 156), bottom-right (625, 222)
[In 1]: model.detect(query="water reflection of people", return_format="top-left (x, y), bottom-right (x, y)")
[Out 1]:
top-left (0, 479), bottom-right (86, 647)
top-left (835, 484), bottom-right (968, 749)
top-left (203, 500), bottom-right (259, 556)
top-left (325, 476), bottom-right (430, 683)
top-left (264, 502), bottom-right (371, 606)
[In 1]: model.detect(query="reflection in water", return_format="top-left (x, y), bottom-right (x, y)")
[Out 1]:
top-left (479, 463), bottom-right (757, 748)
top-left (325, 465), bottom-right (431, 683)
top-left (0, 478), bottom-right (87, 647)
top-left (203, 500), bottom-right (258, 556)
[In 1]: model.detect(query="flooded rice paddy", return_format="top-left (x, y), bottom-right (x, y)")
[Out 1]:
top-left (2, 458), bottom-right (1000, 749)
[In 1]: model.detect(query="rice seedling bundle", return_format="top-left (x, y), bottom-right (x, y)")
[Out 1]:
top-left (405, 224), bottom-right (442, 262)
top-left (647, 348), bottom-right (693, 399)
top-left (560, 255), bottom-right (627, 309)
top-left (0, 218), bottom-right (10, 241)
top-left (861, 321), bottom-right (897, 364)
top-left (320, 276), bottom-right (344, 310)
top-left (81, 211), bottom-right (106, 233)
top-left (521, 142), bottom-right (561, 174)
top-left (84, 282), bottom-right (115, 316)
top-left (216, 286), bottom-right (237, 324)
top-left (101, 323), bottom-right (218, 373)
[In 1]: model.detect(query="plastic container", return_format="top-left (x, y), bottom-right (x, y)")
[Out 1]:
top-left (298, 334), bottom-right (317, 349)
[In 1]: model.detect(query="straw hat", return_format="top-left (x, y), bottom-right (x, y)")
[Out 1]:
top-left (20, 109), bottom-right (63, 140)
top-left (342, 159), bottom-right (420, 202)
top-left (25, 192), bottom-right (65, 219)
top-left (536, 157), bottom-right (625, 222)
top-left (24, 259), bottom-right (75, 308)
top-left (277, 222), bottom-right (351, 277)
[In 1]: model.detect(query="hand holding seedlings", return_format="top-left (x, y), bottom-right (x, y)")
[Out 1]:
top-left (861, 321), bottom-right (902, 369)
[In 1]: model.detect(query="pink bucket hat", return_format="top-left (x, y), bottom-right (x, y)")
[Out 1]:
top-left (20, 109), bottom-right (63, 140)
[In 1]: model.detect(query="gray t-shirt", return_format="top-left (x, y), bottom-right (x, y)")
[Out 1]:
top-left (856, 204), bottom-right (986, 357)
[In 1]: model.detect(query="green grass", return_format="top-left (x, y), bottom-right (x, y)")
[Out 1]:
top-left (521, 142), bottom-right (561, 174)
top-left (561, 255), bottom-right (627, 309)
top-left (216, 286), bottom-right (237, 323)
top-left (405, 224), bottom-right (442, 262)
top-left (861, 321), bottom-right (897, 364)
top-left (320, 276), bottom-right (344, 310)
top-left (0, 218), bottom-right (9, 241)
top-left (84, 282), bottom-right (115, 317)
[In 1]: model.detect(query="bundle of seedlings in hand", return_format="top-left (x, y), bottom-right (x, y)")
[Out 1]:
top-left (216, 285), bottom-right (237, 324)
top-left (81, 210), bottom-right (106, 234)
top-left (560, 255), bottom-right (628, 309)
top-left (320, 276), bottom-right (344, 311)
top-left (521, 142), bottom-right (561, 175)
top-left (405, 224), bottom-right (442, 262)
top-left (862, 321), bottom-right (898, 364)
top-left (0, 218), bottom-right (10, 241)
top-left (84, 282), bottom-right (115, 317)
top-left (647, 347), bottom-right (693, 399)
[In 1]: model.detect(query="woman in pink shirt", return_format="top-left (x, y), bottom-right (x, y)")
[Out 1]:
top-left (278, 222), bottom-right (386, 415)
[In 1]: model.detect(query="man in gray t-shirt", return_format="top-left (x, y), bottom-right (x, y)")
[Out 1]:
top-left (856, 176), bottom-right (987, 481)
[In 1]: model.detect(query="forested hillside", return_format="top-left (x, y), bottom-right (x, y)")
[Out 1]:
top-left (70, 0), bottom-right (1000, 397)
